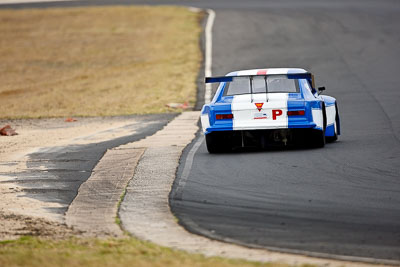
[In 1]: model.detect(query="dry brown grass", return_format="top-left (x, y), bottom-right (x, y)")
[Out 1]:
top-left (0, 6), bottom-right (202, 118)
top-left (0, 236), bottom-right (296, 267)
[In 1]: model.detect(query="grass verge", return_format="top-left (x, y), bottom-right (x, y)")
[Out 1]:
top-left (0, 236), bottom-right (299, 267)
top-left (0, 6), bottom-right (202, 118)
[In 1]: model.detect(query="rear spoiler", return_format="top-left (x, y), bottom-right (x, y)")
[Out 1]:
top-left (205, 76), bottom-right (233, 83)
top-left (205, 73), bottom-right (313, 83)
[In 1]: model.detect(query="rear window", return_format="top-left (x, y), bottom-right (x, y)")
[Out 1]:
top-left (223, 77), bottom-right (250, 95)
top-left (223, 75), bottom-right (299, 96)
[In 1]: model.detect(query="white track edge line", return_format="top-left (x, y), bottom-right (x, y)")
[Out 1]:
top-left (204, 9), bottom-right (215, 104)
top-left (173, 135), bottom-right (204, 200)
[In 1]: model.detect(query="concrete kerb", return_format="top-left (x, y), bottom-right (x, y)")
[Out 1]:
top-left (65, 111), bottom-right (199, 237)
top-left (66, 147), bottom-right (145, 237)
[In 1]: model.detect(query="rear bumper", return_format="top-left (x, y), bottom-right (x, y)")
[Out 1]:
top-left (205, 121), bottom-right (317, 135)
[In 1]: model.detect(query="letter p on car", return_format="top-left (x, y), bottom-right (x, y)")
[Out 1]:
top-left (272, 109), bottom-right (283, 120)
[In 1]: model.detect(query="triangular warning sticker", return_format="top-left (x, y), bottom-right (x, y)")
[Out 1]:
top-left (255, 103), bottom-right (263, 111)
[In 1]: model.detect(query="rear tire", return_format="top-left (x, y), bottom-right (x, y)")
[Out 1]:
top-left (312, 129), bottom-right (326, 148)
top-left (205, 132), bottom-right (231, 153)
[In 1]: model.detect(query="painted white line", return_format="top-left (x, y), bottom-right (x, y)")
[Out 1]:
top-left (204, 9), bottom-right (215, 104)
top-left (0, 0), bottom-right (76, 4)
top-left (172, 134), bottom-right (204, 200)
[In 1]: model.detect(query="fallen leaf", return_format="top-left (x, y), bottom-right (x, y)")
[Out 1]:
top-left (65, 118), bottom-right (77, 122)
top-left (0, 125), bottom-right (18, 136)
top-left (166, 101), bottom-right (192, 109)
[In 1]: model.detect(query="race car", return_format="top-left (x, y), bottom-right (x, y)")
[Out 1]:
top-left (200, 68), bottom-right (340, 153)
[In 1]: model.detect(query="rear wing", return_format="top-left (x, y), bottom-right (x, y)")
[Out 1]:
top-left (205, 73), bottom-right (316, 102)
top-left (205, 73), bottom-right (313, 84)
top-left (205, 76), bottom-right (233, 83)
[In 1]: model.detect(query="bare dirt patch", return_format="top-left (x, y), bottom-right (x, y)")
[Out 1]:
top-left (0, 211), bottom-right (79, 241)
top-left (0, 115), bottom-right (168, 223)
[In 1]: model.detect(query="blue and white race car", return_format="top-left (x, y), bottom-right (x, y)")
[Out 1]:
top-left (201, 68), bottom-right (340, 153)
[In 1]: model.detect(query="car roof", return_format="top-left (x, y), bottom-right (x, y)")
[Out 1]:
top-left (226, 68), bottom-right (308, 77)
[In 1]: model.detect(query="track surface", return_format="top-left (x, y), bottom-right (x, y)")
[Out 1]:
top-left (170, 0), bottom-right (400, 261)
top-left (3, 0), bottom-right (400, 261)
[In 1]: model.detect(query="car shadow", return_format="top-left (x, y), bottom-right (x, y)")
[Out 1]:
top-left (226, 143), bottom-right (327, 154)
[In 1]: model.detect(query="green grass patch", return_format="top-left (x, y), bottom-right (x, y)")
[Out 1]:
top-left (0, 6), bottom-right (202, 118)
top-left (0, 236), bottom-right (297, 267)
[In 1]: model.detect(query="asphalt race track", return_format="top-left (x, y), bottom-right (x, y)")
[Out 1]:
top-left (2, 0), bottom-right (400, 262)
top-left (171, 0), bottom-right (400, 261)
